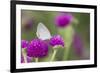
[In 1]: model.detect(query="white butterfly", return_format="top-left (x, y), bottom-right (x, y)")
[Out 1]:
top-left (36, 22), bottom-right (51, 40)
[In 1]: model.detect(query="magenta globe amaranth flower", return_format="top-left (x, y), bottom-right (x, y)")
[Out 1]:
top-left (55, 13), bottom-right (73, 27)
top-left (50, 35), bottom-right (64, 48)
top-left (21, 40), bottom-right (29, 48)
top-left (27, 39), bottom-right (48, 58)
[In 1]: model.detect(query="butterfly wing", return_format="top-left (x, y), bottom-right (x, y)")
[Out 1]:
top-left (36, 23), bottom-right (51, 40)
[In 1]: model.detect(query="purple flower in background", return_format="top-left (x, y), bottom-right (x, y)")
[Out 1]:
top-left (73, 34), bottom-right (84, 56)
top-left (55, 13), bottom-right (73, 28)
top-left (22, 17), bottom-right (34, 30)
top-left (50, 35), bottom-right (64, 48)
top-left (21, 55), bottom-right (32, 63)
top-left (21, 40), bottom-right (29, 48)
top-left (24, 19), bottom-right (34, 30)
top-left (27, 39), bottom-right (48, 58)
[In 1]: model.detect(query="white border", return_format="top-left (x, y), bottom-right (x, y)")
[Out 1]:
top-left (16, 4), bottom-right (94, 69)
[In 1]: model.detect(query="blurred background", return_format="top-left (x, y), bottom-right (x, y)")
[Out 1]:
top-left (21, 10), bottom-right (90, 62)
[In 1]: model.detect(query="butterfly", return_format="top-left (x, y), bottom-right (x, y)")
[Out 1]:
top-left (36, 22), bottom-right (51, 40)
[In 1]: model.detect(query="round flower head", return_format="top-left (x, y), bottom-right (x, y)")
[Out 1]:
top-left (27, 39), bottom-right (48, 58)
top-left (55, 13), bottom-right (73, 28)
top-left (73, 34), bottom-right (83, 56)
top-left (50, 35), bottom-right (64, 48)
top-left (21, 40), bottom-right (29, 48)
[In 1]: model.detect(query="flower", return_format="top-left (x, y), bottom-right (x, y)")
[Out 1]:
top-left (22, 16), bottom-right (34, 30)
top-left (73, 34), bottom-right (83, 56)
top-left (55, 13), bottom-right (73, 27)
top-left (24, 19), bottom-right (33, 30)
top-left (21, 55), bottom-right (32, 63)
top-left (27, 39), bottom-right (48, 58)
top-left (50, 35), bottom-right (64, 48)
top-left (21, 40), bottom-right (29, 48)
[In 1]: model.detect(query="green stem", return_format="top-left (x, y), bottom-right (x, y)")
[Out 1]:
top-left (35, 58), bottom-right (38, 62)
top-left (50, 49), bottom-right (57, 61)
top-left (22, 49), bottom-right (27, 63)
top-left (63, 45), bottom-right (71, 60)
top-left (58, 26), bottom-right (74, 60)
